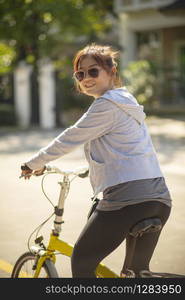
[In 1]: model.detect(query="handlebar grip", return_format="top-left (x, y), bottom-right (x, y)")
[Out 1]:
top-left (21, 164), bottom-right (32, 171)
top-left (78, 170), bottom-right (89, 178)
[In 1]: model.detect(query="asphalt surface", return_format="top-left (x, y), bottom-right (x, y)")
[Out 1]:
top-left (0, 116), bottom-right (185, 278)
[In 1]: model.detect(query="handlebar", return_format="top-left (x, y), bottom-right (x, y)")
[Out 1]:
top-left (20, 165), bottom-right (89, 179)
top-left (46, 165), bottom-right (89, 177)
top-left (20, 164), bottom-right (89, 239)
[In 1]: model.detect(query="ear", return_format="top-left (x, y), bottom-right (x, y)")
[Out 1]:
top-left (112, 66), bottom-right (117, 74)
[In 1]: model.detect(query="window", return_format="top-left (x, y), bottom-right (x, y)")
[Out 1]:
top-left (123, 0), bottom-right (133, 5)
top-left (136, 31), bottom-right (161, 62)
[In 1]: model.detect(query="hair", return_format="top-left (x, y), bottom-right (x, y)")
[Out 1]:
top-left (73, 43), bottom-right (122, 93)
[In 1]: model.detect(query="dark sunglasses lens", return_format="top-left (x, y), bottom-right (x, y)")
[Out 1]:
top-left (75, 71), bottom-right (84, 81)
top-left (88, 68), bottom-right (99, 78)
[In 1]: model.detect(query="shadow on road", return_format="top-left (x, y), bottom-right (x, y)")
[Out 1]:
top-left (0, 118), bottom-right (185, 168)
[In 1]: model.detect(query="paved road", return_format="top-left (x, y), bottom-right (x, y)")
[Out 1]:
top-left (0, 116), bottom-right (185, 278)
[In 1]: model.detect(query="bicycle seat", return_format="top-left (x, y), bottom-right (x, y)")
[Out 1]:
top-left (130, 218), bottom-right (162, 238)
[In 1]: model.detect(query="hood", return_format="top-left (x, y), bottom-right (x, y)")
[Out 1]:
top-left (101, 87), bottom-right (146, 124)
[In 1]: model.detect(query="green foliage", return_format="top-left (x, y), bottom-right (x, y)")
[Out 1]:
top-left (122, 60), bottom-right (157, 105)
top-left (0, 0), bottom-right (116, 126)
top-left (0, 0), bottom-right (114, 66)
top-left (0, 43), bottom-right (16, 74)
top-left (0, 104), bottom-right (16, 125)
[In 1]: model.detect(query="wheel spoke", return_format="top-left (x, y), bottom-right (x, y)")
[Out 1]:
top-left (12, 252), bottom-right (51, 278)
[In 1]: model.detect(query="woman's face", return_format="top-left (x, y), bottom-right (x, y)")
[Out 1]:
top-left (76, 56), bottom-right (115, 98)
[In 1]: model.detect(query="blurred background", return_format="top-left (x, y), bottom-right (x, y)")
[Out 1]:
top-left (0, 0), bottom-right (185, 278)
top-left (0, 0), bottom-right (185, 128)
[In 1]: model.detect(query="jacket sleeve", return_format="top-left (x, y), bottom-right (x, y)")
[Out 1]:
top-left (26, 99), bottom-right (116, 170)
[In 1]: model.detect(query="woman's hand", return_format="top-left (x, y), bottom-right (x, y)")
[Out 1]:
top-left (33, 166), bottom-right (46, 176)
top-left (20, 164), bottom-right (46, 180)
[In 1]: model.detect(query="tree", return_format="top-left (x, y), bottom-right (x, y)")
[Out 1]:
top-left (123, 60), bottom-right (157, 107)
top-left (0, 0), bottom-right (117, 125)
top-left (0, 0), bottom-right (115, 65)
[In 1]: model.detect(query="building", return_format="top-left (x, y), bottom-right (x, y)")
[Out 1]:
top-left (114, 0), bottom-right (185, 106)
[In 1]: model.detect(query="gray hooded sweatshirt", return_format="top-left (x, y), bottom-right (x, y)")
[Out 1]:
top-left (26, 87), bottom-right (164, 199)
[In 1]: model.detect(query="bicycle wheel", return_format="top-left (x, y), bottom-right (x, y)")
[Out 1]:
top-left (11, 252), bottom-right (58, 278)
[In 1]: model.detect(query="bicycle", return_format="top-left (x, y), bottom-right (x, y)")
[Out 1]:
top-left (11, 165), bottom-right (185, 278)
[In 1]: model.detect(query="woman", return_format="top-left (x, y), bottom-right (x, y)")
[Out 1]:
top-left (21, 43), bottom-right (172, 278)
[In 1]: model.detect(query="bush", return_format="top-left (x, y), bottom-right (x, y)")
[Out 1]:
top-left (0, 104), bottom-right (16, 126)
top-left (122, 60), bottom-right (158, 107)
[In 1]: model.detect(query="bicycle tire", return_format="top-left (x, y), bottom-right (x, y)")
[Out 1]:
top-left (11, 252), bottom-right (59, 278)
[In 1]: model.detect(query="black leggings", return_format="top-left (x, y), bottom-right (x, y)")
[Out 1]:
top-left (71, 201), bottom-right (171, 277)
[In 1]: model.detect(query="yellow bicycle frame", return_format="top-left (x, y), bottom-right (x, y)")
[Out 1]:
top-left (31, 167), bottom-right (120, 278)
top-left (34, 232), bottom-right (119, 278)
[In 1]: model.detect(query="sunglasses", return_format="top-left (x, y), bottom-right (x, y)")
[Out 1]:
top-left (73, 67), bottom-right (100, 82)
